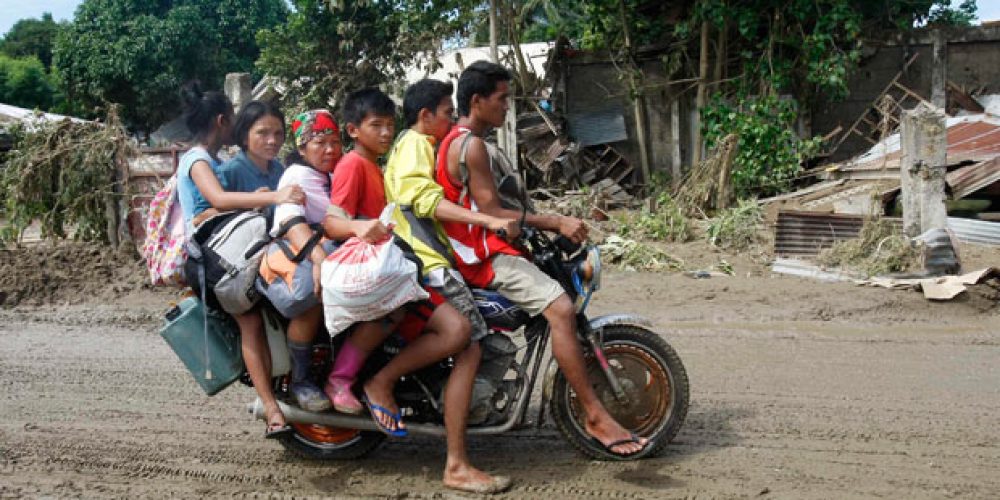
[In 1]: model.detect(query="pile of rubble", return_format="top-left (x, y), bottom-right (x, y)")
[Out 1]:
top-left (517, 107), bottom-right (638, 214)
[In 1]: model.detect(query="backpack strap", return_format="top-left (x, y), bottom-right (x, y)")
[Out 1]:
top-left (197, 253), bottom-right (213, 382)
top-left (398, 204), bottom-right (456, 268)
top-left (271, 215), bottom-right (322, 263)
top-left (392, 235), bottom-right (424, 280)
top-left (456, 131), bottom-right (475, 207)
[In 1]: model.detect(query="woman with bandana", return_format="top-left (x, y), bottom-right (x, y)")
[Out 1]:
top-left (269, 109), bottom-right (345, 413)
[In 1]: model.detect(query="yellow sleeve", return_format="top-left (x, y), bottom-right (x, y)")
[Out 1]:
top-left (384, 131), bottom-right (443, 219)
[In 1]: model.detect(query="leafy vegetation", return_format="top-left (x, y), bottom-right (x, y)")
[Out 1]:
top-left (701, 95), bottom-right (821, 198)
top-left (0, 108), bottom-right (136, 244)
top-left (53, 0), bottom-right (288, 133)
top-left (817, 218), bottom-right (918, 277)
top-left (0, 13), bottom-right (61, 69)
top-left (616, 192), bottom-right (693, 242)
top-left (257, 0), bottom-right (475, 110)
top-left (599, 235), bottom-right (684, 271)
top-left (0, 54), bottom-right (57, 111)
top-left (706, 199), bottom-right (764, 251)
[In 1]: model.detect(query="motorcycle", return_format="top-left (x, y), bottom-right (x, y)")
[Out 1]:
top-left (247, 223), bottom-right (690, 461)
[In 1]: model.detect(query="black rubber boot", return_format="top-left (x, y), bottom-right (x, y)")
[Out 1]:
top-left (287, 341), bottom-right (332, 412)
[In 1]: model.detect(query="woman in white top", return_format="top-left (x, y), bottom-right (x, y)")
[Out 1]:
top-left (269, 109), bottom-right (344, 412)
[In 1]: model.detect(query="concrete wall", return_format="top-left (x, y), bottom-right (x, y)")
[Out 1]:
top-left (813, 26), bottom-right (1000, 162)
top-left (556, 52), bottom-right (694, 183)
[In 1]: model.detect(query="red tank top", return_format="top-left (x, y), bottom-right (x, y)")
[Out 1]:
top-left (435, 126), bottom-right (521, 287)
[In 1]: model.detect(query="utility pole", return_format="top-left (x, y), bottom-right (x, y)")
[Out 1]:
top-left (619, 0), bottom-right (652, 193)
top-left (489, 0), bottom-right (518, 172)
top-left (900, 103), bottom-right (947, 237)
top-left (489, 0), bottom-right (498, 62)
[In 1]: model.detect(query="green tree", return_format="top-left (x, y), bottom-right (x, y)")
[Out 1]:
top-left (0, 54), bottom-right (55, 110)
top-left (257, 0), bottom-right (475, 110)
top-left (53, 0), bottom-right (288, 134)
top-left (0, 13), bottom-right (61, 69)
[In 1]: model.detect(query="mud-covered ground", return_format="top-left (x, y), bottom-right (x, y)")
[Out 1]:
top-left (2, 241), bottom-right (1000, 498)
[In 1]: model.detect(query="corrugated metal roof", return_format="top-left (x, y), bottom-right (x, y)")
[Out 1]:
top-left (945, 157), bottom-right (1000, 199)
top-left (947, 217), bottom-right (1000, 246)
top-left (816, 114), bottom-right (1000, 200)
top-left (824, 114), bottom-right (1000, 176)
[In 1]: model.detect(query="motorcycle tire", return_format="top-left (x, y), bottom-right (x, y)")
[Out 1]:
top-left (277, 425), bottom-right (385, 460)
top-left (550, 324), bottom-right (689, 461)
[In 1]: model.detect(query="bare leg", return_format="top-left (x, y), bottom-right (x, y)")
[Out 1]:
top-left (286, 304), bottom-right (322, 344)
top-left (442, 342), bottom-right (511, 493)
top-left (345, 317), bottom-right (395, 353)
top-left (235, 311), bottom-right (283, 430)
top-left (545, 294), bottom-right (647, 455)
top-left (363, 303), bottom-right (470, 433)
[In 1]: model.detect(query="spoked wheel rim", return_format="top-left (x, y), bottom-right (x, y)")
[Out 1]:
top-left (565, 341), bottom-right (674, 437)
top-left (290, 423), bottom-right (362, 448)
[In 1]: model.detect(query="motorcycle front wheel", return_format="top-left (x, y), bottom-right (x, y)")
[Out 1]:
top-left (277, 425), bottom-right (385, 460)
top-left (550, 324), bottom-right (689, 460)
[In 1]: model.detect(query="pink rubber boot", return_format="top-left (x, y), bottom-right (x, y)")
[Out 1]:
top-left (325, 341), bottom-right (364, 414)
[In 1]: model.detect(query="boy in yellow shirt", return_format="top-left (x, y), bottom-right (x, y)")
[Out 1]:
top-left (384, 78), bottom-right (516, 494)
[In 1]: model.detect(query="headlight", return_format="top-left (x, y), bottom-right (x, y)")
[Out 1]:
top-left (573, 246), bottom-right (602, 313)
top-left (578, 245), bottom-right (602, 292)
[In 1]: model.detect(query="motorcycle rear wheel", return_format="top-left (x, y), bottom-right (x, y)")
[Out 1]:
top-left (277, 424), bottom-right (385, 460)
top-left (550, 324), bottom-right (689, 460)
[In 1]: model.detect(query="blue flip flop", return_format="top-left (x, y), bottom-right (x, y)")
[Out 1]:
top-left (361, 394), bottom-right (408, 437)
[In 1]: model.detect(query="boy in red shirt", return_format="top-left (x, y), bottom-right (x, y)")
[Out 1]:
top-left (321, 88), bottom-right (507, 493)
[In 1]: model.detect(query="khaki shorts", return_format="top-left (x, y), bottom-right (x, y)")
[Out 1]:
top-left (488, 253), bottom-right (565, 317)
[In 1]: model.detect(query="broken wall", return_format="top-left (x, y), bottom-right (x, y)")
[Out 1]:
top-left (814, 25), bottom-right (1000, 162)
top-left (553, 49), bottom-right (695, 184)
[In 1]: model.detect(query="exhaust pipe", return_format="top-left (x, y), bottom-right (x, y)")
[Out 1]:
top-left (247, 399), bottom-right (447, 437)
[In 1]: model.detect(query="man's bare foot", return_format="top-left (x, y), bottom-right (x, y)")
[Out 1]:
top-left (362, 379), bottom-right (405, 433)
top-left (584, 411), bottom-right (648, 456)
top-left (444, 462), bottom-right (512, 494)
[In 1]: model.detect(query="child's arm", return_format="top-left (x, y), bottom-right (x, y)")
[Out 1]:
top-left (389, 144), bottom-right (516, 235)
top-left (191, 160), bottom-right (304, 210)
top-left (322, 212), bottom-right (388, 243)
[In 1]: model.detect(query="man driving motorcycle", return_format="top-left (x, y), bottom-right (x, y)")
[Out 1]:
top-left (435, 60), bottom-right (649, 457)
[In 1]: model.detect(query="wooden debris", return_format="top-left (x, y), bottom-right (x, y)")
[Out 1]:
top-left (516, 107), bottom-right (638, 199)
top-left (674, 134), bottom-right (738, 214)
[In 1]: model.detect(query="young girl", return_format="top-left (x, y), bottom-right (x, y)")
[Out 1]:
top-left (176, 86), bottom-right (305, 438)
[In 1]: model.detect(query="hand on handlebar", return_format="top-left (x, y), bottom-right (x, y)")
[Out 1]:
top-left (557, 216), bottom-right (588, 244)
top-left (488, 217), bottom-right (521, 241)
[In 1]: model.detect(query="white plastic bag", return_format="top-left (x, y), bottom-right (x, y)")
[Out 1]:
top-left (321, 204), bottom-right (428, 334)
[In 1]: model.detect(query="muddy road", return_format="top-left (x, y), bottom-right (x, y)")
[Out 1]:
top-left (2, 266), bottom-right (1000, 498)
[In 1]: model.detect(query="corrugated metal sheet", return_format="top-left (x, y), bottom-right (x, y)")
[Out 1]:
top-left (946, 120), bottom-right (1000, 160)
top-left (774, 210), bottom-right (903, 257)
top-left (947, 217), bottom-right (1000, 246)
top-left (946, 157), bottom-right (1000, 199)
top-left (770, 258), bottom-right (856, 282)
top-left (824, 114), bottom-right (1000, 180)
top-left (566, 107), bottom-right (628, 146)
top-left (774, 211), bottom-right (866, 257)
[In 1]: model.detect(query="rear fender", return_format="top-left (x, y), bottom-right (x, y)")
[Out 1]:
top-left (541, 314), bottom-right (654, 402)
